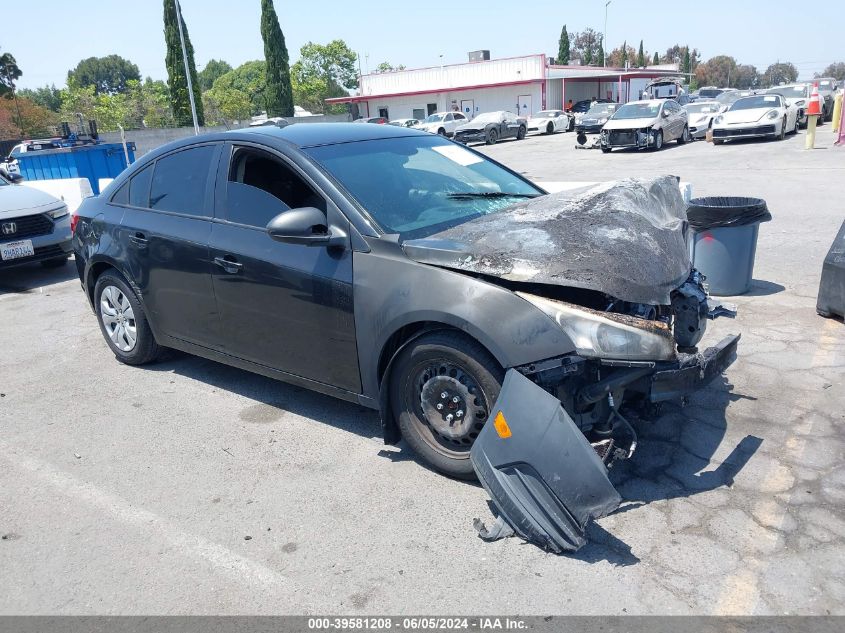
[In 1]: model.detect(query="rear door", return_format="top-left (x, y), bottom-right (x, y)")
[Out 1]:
top-left (118, 143), bottom-right (222, 347)
top-left (208, 142), bottom-right (360, 392)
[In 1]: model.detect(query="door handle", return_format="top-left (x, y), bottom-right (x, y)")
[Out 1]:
top-left (129, 232), bottom-right (148, 249)
top-left (214, 255), bottom-right (243, 274)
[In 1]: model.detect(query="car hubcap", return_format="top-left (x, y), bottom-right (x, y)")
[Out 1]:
top-left (417, 362), bottom-right (488, 447)
top-left (100, 285), bottom-right (137, 352)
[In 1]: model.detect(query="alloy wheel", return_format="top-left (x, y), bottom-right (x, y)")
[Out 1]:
top-left (100, 285), bottom-right (137, 352)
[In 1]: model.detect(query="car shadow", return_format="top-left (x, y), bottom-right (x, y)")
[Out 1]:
top-left (609, 374), bottom-right (762, 509)
top-left (145, 350), bottom-right (382, 441)
top-left (0, 259), bottom-right (77, 295)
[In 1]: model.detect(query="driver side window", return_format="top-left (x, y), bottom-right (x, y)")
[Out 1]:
top-left (226, 147), bottom-right (325, 228)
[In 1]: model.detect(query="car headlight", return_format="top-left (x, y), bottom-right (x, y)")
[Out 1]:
top-left (766, 110), bottom-right (779, 120)
top-left (48, 204), bottom-right (69, 219)
top-left (714, 115), bottom-right (724, 124)
top-left (597, 117), bottom-right (608, 125)
top-left (796, 100), bottom-right (805, 107)
top-left (517, 292), bottom-right (676, 361)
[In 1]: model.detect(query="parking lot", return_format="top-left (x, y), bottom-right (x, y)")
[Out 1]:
top-left (1, 128), bottom-right (843, 615)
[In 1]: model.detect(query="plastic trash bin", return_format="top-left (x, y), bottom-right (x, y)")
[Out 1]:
top-left (687, 196), bottom-right (772, 296)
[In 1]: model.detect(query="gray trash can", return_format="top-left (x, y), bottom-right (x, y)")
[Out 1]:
top-left (687, 197), bottom-right (772, 296)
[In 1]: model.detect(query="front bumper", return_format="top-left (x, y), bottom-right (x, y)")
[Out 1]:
top-left (649, 334), bottom-right (740, 402)
top-left (712, 124), bottom-right (776, 140)
top-left (0, 215), bottom-right (72, 269)
top-left (575, 124), bottom-right (604, 134)
top-left (454, 131), bottom-right (486, 144)
top-left (601, 128), bottom-right (656, 149)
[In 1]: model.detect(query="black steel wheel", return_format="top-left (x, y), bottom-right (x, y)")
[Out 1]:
top-left (389, 331), bottom-right (503, 479)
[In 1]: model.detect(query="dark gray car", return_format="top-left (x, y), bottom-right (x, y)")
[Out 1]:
top-left (73, 123), bottom-right (738, 550)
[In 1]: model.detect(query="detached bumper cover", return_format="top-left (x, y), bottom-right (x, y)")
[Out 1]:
top-left (649, 334), bottom-right (740, 402)
top-left (470, 370), bottom-right (621, 553)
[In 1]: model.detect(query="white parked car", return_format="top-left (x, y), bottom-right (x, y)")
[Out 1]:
top-left (0, 172), bottom-right (72, 270)
top-left (600, 99), bottom-right (689, 152)
top-left (526, 110), bottom-right (572, 135)
top-left (388, 118), bottom-right (421, 128)
top-left (712, 94), bottom-right (799, 144)
top-left (765, 84), bottom-right (815, 128)
top-left (1, 143), bottom-right (26, 175)
top-left (416, 111), bottom-right (468, 137)
top-left (684, 101), bottom-right (722, 139)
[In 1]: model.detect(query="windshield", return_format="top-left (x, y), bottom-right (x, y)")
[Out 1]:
top-left (730, 95), bottom-right (781, 110)
top-left (612, 102), bottom-right (660, 119)
top-left (686, 102), bottom-right (720, 114)
top-left (818, 80), bottom-right (834, 89)
top-left (767, 86), bottom-right (807, 99)
top-left (305, 135), bottom-right (542, 239)
top-left (424, 114), bottom-right (445, 123)
top-left (585, 104), bottom-right (616, 117)
top-left (699, 88), bottom-right (723, 98)
top-left (716, 92), bottom-right (743, 105)
top-left (471, 112), bottom-right (504, 123)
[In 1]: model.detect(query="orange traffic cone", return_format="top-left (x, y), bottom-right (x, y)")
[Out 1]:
top-left (806, 82), bottom-right (822, 149)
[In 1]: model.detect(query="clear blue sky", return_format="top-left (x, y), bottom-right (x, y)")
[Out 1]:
top-left (4, 0), bottom-right (840, 89)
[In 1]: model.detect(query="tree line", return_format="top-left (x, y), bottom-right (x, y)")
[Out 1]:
top-left (1, 0), bottom-right (368, 137)
top-left (553, 25), bottom-right (843, 91)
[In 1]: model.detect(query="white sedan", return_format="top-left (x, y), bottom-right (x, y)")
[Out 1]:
top-left (526, 110), bottom-right (572, 135)
top-left (712, 94), bottom-right (799, 144)
top-left (415, 111), bottom-right (469, 137)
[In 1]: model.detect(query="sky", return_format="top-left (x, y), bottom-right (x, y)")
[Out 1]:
top-left (4, 0), bottom-right (840, 90)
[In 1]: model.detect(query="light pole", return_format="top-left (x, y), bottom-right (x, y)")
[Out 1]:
top-left (604, 0), bottom-right (611, 67)
top-left (174, 0), bottom-right (199, 135)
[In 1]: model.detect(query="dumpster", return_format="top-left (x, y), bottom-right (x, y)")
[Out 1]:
top-left (14, 142), bottom-right (135, 195)
top-left (687, 196), bottom-right (772, 296)
top-left (817, 219), bottom-right (845, 319)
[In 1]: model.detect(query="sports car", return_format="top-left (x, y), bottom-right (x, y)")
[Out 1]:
top-left (684, 101), bottom-right (722, 139)
top-left (712, 94), bottom-right (799, 144)
top-left (453, 111), bottom-right (527, 145)
top-left (526, 110), bottom-right (572, 135)
top-left (765, 84), bottom-right (816, 129)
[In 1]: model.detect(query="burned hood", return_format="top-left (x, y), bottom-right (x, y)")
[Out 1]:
top-left (402, 175), bottom-right (691, 305)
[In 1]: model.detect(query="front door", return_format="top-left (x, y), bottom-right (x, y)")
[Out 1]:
top-left (209, 143), bottom-right (360, 393)
top-left (517, 95), bottom-right (533, 118)
top-left (118, 144), bottom-right (221, 348)
top-left (460, 100), bottom-right (474, 118)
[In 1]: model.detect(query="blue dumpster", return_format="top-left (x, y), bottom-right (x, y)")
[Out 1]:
top-left (14, 142), bottom-right (135, 194)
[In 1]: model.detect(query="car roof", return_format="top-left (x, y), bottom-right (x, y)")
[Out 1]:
top-left (622, 99), bottom-right (663, 105)
top-left (233, 122), bottom-right (427, 148)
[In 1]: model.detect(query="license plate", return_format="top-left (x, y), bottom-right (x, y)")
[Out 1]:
top-left (1, 239), bottom-right (35, 261)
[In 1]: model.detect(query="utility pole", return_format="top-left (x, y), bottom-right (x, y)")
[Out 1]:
top-left (174, 0), bottom-right (199, 135)
top-left (604, 1), bottom-right (611, 67)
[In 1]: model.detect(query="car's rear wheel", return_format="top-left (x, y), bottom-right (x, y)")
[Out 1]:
top-left (517, 125), bottom-right (526, 140)
top-left (437, 128), bottom-right (446, 136)
top-left (677, 125), bottom-right (690, 144)
top-left (390, 331), bottom-right (503, 479)
top-left (486, 129), bottom-right (498, 145)
top-left (546, 122), bottom-right (554, 134)
top-left (94, 271), bottom-right (160, 365)
top-left (601, 147), bottom-right (612, 153)
top-left (568, 118), bottom-right (575, 132)
top-left (41, 255), bottom-right (69, 268)
top-left (713, 138), bottom-right (725, 145)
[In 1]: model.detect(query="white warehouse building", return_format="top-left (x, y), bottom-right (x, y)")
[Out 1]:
top-left (328, 53), bottom-right (683, 121)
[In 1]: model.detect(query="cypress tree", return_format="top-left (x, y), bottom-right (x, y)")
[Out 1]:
top-left (163, 0), bottom-right (204, 126)
top-left (557, 26), bottom-right (570, 65)
top-left (261, 0), bottom-right (294, 117)
top-left (683, 47), bottom-right (691, 75)
top-left (653, 51), bottom-right (660, 65)
top-left (637, 40), bottom-right (645, 67)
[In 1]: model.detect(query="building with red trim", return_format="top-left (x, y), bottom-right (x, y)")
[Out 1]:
top-left (327, 53), bottom-right (684, 120)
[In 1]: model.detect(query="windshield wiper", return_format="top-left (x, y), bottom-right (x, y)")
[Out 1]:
top-left (446, 192), bottom-right (540, 200)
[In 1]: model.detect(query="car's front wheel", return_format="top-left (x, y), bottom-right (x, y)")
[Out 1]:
top-left (486, 129), bottom-right (498, 145)
top-left (652, 129), bottom-right (664, 150)
top-left (94, 271), bottom-right (160, 365)
top-left (390, 331), bottom-right (503, 479)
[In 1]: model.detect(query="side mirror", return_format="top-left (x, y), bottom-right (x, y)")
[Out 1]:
top-left (267, 207), bottom-right (334, 246)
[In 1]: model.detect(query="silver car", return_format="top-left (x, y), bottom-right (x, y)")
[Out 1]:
top-left (600, 99), bottom-right (690, 152)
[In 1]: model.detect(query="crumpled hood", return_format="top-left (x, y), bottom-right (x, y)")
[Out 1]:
top-left (0, 184), bottom-right (64, 219)
top-left (603, 116), bottom-right (659, 130)
top-left (402, 176), bottom-right (691, 305)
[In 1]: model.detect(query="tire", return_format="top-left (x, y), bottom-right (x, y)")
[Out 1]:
top-left (437, 128), bottom-right (446, 136)
top-left (601, 147), bottom-right (612, 153)
top-left (486, 128), bottom-right (498, 145)
top-left (792, 116), bottom-right (799, 134)
top-left (94, 270), bottom-right (160, 365)
top-left (713, 139), bottom-right (725, 145)
top-left (778, 118), bottom-right (786, 140)
top-left (677, 125), bottom-right (689, 144)
top-left (546, 122), bottom-right (554, 134)
top-left (41, 255), bottom-right (69, 268)
top-left (389, 330), bottom-right (504, 479)
top-left (652, 129), bottom-right (664, 151)
top-left (568, 117), bottom-right (575, 132)
top-left (517, 125), bottom-right (526, 140)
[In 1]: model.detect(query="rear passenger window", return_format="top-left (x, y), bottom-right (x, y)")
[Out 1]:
top-left (110, 181), bottom-right (129, 205)
top-left (129, 165), bottom-right (153, 208)
top-left (226, 147), bottom-right (324, 228)
top-left (149, 145), bottom-right (216, 216)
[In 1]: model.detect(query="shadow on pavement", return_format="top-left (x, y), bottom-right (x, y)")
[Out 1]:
top-left (744, 279), bottom-right (786, 296)
top-left (0, 258), bottom-right (77, 295)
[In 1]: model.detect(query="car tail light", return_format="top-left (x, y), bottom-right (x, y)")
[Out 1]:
top-left (70, 213), bottom-right (79, 234)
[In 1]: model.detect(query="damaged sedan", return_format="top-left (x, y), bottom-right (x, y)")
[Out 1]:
top-left (73, 123), bottom-right (739, 553)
